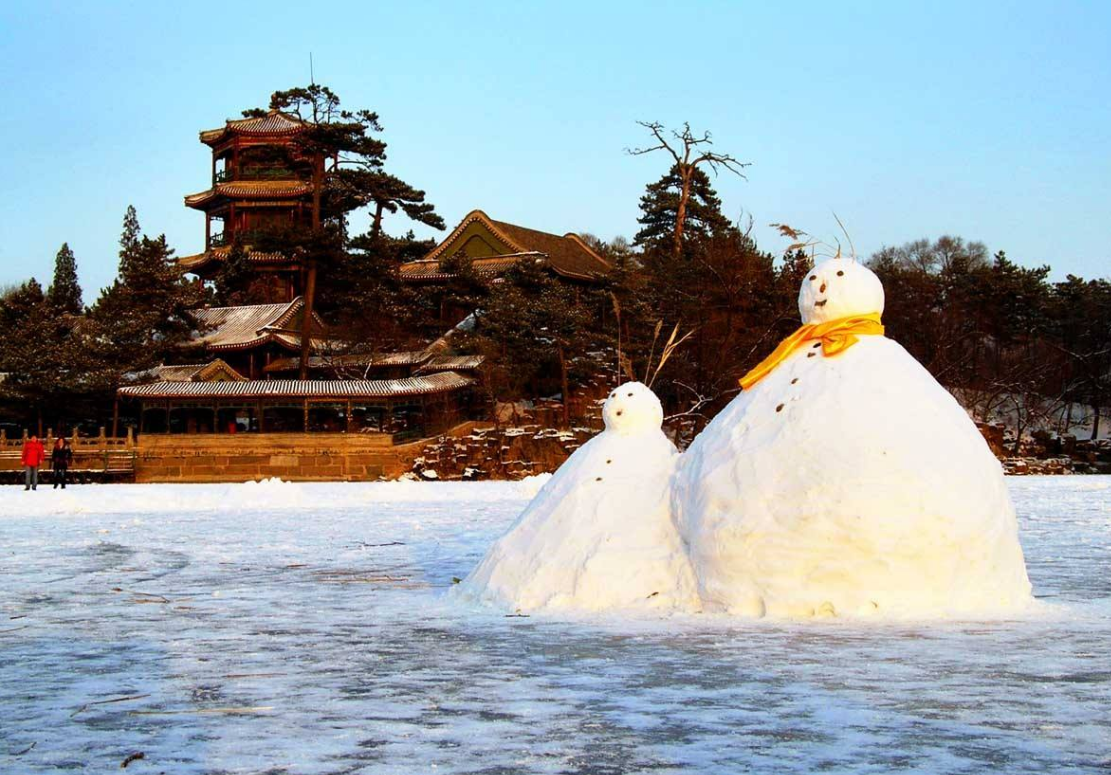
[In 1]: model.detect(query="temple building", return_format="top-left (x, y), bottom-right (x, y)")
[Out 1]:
top-left (117, 113), bottom-right (607, 441)
top-left (118, 368), bottom-right (477, 437)
top-left (185, 298), bottom-right (329, 380)
top-left (401, 209), bottom-right (610, 285)
top-left (178, 110), bottom-right (313, 303)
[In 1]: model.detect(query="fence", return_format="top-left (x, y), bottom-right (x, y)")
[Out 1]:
top-left (0, 427), bottom-right (136, 482)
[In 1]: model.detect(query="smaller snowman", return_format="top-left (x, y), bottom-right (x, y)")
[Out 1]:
top-left (458, 382), bottom-right (697, 613)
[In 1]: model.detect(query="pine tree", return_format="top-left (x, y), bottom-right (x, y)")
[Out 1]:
top-left (46, 242), bottom-right (83, 314)
top-left (87, 233), bottom-right (206, 393)
top-left (628, 122), bottom-right (748, 256)
top-left (244, 84), bottom-right (445, 377)
top-left (461, 260), bottom-right (604, 426)
top-left (0, 278), bottom-right (90, 433)
top-left (213, 241), bottom-right (253, 305)
top-left (634, 164), bottom-right (735, 249)
top-left (118, 205), bottom-right (141, 279)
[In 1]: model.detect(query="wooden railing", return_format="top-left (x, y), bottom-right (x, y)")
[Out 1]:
top-left (0, 427), bottom-right (135, 450)
top-left (0, 427), bottom-right (137, 481)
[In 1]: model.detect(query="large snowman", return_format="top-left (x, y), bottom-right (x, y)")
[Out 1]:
top-left (672, 258), bottom-right (1032, 618)
top-left (459, 382), bottom-right (697, 613)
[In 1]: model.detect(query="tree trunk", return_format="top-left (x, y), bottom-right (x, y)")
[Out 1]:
top-left (557, 344), bottom-right (570, 429)
top-left (673, 171), bottom-right (692, 257)
top-left (299, 150), bottom-right (324, 382)
top-left (1092, 401), bottom-right (1102, 441)
top-left (371, 201), bottom-right (384, 241)
top-left (299, 261), bottom-right (317, 381)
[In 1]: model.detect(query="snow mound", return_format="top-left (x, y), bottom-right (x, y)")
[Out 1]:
top-left (459, 382), bottom-right (698, 613)
top-left (673, 259), bottom-right (1033, 619)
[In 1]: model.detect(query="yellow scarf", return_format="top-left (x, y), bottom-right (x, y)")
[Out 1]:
top-left (739, 313), bottom-right (884, 390)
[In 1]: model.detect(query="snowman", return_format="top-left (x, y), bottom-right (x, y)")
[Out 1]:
top-left (459, 381), bottom-right (698, 613)
top-left (672, 258), bottom-right (1032, 618)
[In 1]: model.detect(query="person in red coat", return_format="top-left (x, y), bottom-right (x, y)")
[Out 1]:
top-left (21, 435), bottom-right (46, 491)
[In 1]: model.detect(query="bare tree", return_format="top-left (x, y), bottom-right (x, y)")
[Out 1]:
top-left (627, 122), bottom-right (749, 257)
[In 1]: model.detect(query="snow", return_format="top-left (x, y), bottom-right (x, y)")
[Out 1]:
top-left (0, 477), bottom-right (1109, 773)
top-left (674, 259), bottom-right (1032, 617)
top-left (458, 382), bottom-right (697, 612)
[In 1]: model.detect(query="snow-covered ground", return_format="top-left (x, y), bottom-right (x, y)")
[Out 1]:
top-left (1, 477), bottom-right (1109, 774)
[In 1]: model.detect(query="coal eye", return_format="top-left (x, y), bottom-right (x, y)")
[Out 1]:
top-left (809, 275), bottom-right (816, 281)
top-left (837, 270), bottom-right (844, 276)
top-left (627, 392), bottom-right (633, 397)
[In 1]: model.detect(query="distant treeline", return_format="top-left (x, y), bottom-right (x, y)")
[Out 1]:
top-left (1, 114), bottom-right (1107, 444)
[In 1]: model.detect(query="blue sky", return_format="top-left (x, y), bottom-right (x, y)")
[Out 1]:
top-left (1, 1), bottom-right (1108, 298)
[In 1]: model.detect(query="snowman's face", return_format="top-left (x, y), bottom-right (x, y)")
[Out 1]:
top-left (602, 381), bottom-right (664, 435)
top-left (798, 258), bottom-right (885, 324)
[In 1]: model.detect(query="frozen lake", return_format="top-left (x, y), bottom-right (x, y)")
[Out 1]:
top-left (1, 477), bottom-right (1109, 774)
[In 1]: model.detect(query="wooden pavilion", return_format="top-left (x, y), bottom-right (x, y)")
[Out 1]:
top-left (119, 369), bottom-right (477, 437)
top-left (184, 297), bottom-right (330, 379)
top-left (178, 109), bottom-right (313, 303)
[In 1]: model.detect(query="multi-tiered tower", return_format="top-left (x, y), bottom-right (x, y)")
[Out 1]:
top-left (179, 109), bottom-right (312, 302)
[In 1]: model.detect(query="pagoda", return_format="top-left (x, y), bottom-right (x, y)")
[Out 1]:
top-left (179, 110), bottom-right (313, 303)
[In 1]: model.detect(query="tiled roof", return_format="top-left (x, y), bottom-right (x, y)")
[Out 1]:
top-left (489, 219), bottom-right (611, 280)
top-left (156, 364), bottom-right (207, 382)
top-left (200, 110), bottom-right (307, 146)
top-left (263, 351), bottom-right (430, 373)
top-left (415, 355), bottom-right (486, 374)
top-left (185, 180), bottom-right (312, 209)
top-left (188, 299), bottom-right (326, 352)
top-left (401, 210), bottom-right (610, 283)
top-left (117, 371), bottom-right (476, 400)
top-left (178, 248), bottom-right (293, 273)
top-left (399, 255), bottom-right (531, 281)
top-left (156, 360), bottom-right (248, 383)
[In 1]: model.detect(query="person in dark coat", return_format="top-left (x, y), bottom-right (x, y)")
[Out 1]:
top-left (51, 437), bottom-right (74, 489)
top-left (21, 435), bottom-right (46, 491)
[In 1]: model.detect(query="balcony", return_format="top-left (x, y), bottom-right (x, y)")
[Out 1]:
top-left (213, 166), bottom-right (302, 185)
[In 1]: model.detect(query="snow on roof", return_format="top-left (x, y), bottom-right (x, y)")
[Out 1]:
top-left (117, 371), bottom-right (476, 400)
top-left (415, 355), bottom-right (486, 374)
top-left (188, 299), bottom-right (327, 352)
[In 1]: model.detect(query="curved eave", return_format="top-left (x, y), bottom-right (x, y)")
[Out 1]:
top-left (178, 249), bottom-right (297, 274)
top-left (184, 180), bottom-right (313, 210)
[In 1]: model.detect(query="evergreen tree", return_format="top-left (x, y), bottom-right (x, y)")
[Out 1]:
top-left (87, 231), bottom-right (205, 393)
top-left (46, 242), bottom-right (83, 314)
top-left (118, 205), bottom-right (141, 278)
top-left (628, 121), bottom-right (748, 256)
top-left (0, 278), bottom-right (89, 433)
top-left (634, 164), bottom-right (735, 249)
top-left (316, 229), bottom-right (435, 356)
top-left (244, 84), bottom-right (445, 377)
top-left (212, 241), bottom-right (253, 306)
top-left (461, 260), bottom-right (604, 426)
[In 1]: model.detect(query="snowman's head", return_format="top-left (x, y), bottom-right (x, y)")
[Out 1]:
top-left (798, 258), bottom-right (885, 324)
top-left (602, 381), bottom-right (664, 436)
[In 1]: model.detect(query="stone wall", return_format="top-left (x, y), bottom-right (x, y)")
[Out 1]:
top-left (409, 425), bottom-right (596, 481)
top-left (134, 432), bottom-right (427, 483)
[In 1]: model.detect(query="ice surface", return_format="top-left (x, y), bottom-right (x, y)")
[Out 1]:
top-left (1, 477), bottom-right (1109, 774)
